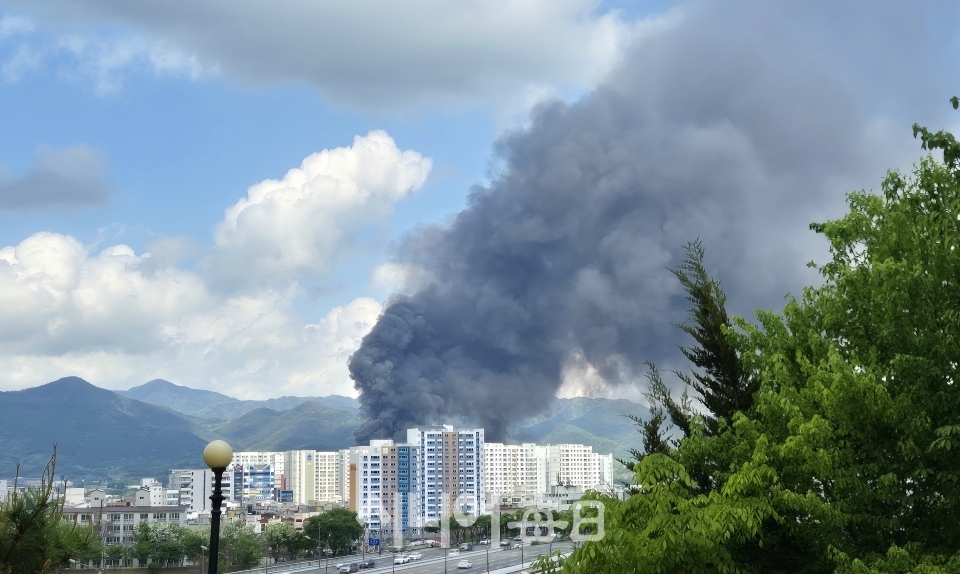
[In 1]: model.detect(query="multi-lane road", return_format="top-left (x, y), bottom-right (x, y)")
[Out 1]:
top-left (270, 541), bottom-right (573, 574)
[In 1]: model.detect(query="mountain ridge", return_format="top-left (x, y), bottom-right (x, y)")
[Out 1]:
top-left (117, 379), bottom-right (360, 419)
top-left (0, 377), bottom-right (648, 481)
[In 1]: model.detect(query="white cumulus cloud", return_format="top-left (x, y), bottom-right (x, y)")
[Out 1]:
top-left (0, 231), bottom-right (383, 397)
top-left (0, 130), bottom-right (438, 396)
top-left (206, 130), bottom-right (431, 289)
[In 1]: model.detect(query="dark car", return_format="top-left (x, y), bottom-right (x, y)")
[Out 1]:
top-left (359, 559), bottom-right (376, 569)
top-left (500, 540), bottom-right (511, 547)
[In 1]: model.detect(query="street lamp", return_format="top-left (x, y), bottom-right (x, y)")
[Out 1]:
top-left (305, 535), bottom-right (321, 567)
top-left (203, 440), bottom-right (234, 574)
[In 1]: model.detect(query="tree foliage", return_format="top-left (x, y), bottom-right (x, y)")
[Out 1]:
top-left (219, 520), bottom-right (263, 568)
top-left (0, 449), bottom-right (99, 574)
top-left (563, 104), bottom-right (960, 573)
top-left (131, 522), bottom-right (207, 567)
top-left (305, 508), bottom-right (363, 556)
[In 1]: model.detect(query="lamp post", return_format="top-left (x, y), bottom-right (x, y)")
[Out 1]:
top-left (199, 545), bottom-right (208, 574)
top-left (203, 440), bottom-right (234, 574)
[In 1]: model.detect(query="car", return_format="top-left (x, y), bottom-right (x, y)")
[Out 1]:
top-left (408, 552), bottom-right (422, 560)
top-left (338, 564), bottom-right (359, 573)
top-left (511, 543), bottom-right (522, 549)
top-left (479, 539), bottom-right (490, 545)
top-left (500, 540), bottom-right (511, 547)
top-left (457, 560), bottom-right (473, 569)
top-left (359, 559), bottom-right (376, 569)
top-left (459, 543), bottom-right (473, 551)
top-left (394, 554), bottom-right (410, 565)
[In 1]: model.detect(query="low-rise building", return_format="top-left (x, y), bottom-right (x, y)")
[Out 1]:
top-left (62, 505), bottom-right (187, 546)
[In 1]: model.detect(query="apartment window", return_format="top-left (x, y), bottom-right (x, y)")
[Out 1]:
top-left (140, 514), bottom-right (149, 520)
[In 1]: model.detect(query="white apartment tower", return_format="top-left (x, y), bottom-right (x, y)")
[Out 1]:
top-left (483, 443), bottom-right (539, 495)
top-left (540, 444), bottom-right (614, 491)
top-left (483, 442), bottom-right (615, 498)
top-left (315, 451), bottom-right (340, 502)
top-left (168, 469), bottom-right (234, 514)
top-left (283, 450), bottom-right (342, 505)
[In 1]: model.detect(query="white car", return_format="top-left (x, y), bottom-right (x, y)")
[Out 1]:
top-left (511, 543), bottom-right (522, 549)
top-left (457, 560), bottom-right (473, 569)
top-left (394, 554), bottom-right (410, 565)
top-left (408, 553), bottom-right (422, 560)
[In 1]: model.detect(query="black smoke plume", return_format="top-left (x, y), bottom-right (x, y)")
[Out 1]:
top-left (350, 0), bottom-right (954, 442)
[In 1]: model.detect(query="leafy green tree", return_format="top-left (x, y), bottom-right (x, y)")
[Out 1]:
top-left (264, 521), bottom-right (297, 561)
top-left (287, 529), bottom-right (313, 558)
top-left (307, 509), bottom-right (363, 556)
top-left (131, 521), bottom-right (154, 565)
top-left (180, 526), bottom-right (207, 565)
top-left (562, 102), bottom-right (960, 573)
top-left (0, 450), bottom-right (99, 573)
top-left (104, 543), bottom-right (125, 564)
top-left (152, 523), bottom-right (187, 566)
top-left (623, 241), bottom-right (758, 492)
top-left (668, 240), bottom-right (758, 435)
top-left (219, 521), bottom-right (263, 569)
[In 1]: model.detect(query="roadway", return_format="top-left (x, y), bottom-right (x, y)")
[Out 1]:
top-left (272, 542), bottom-right (573, 574)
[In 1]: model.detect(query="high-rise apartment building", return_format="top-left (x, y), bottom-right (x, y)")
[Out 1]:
top-left (540, 444), bottom-right (614, 490)
top-left (349, 440), bottom-right (422, 540)
top-left (283, 451), bottom-right (316, 505)
top-left (483, 442), bottom-right (615, 498)
top-left (315, 451), bottom-right (340, 502)
top-left (483, 442), bottom-right (542, 495)
top-left (283, 450), bottom-right (342, 505)
top-left (168, 469), bottom-right (234, 514)
top-left (406, 425), bottom-right (484, 524)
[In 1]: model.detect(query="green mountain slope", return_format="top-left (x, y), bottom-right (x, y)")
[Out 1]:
top-left (0, 378), bottom-right (648, 482)
top-left (0, 377), bottom-right (209, 479)
top-left (211, 402), bottom-right (362, 451)
top-left (118, 379), bottom-right (359, 419)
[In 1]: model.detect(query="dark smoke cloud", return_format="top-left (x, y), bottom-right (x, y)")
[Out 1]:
top-left (350, 0), bottom-right (959, 442)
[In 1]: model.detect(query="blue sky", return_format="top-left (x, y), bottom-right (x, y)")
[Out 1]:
top-left (0, 0), bottom-right (664, 397)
